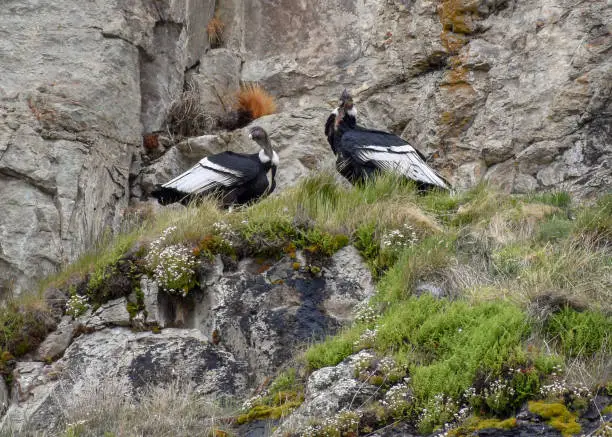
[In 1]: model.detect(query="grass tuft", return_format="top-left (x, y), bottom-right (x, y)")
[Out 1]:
top-left (207, 17), bottom-right (224, 48)
top-left (236, 83), bottom-right (277, 120)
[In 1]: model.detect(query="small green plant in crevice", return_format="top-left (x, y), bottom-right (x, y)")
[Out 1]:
top-left (126, 284), bottom-right (146, 320)
top-left (237, 369), bottom-right (305, 425)
top-left (528, 401), bottom-right (581, 436)
top-left (0, 300), bottom-right (55, 359)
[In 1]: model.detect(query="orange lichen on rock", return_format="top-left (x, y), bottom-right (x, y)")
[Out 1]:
top-left (440, 30), bottom-right (469, 54)
top-left (438, 0), bottom-right (480, 34)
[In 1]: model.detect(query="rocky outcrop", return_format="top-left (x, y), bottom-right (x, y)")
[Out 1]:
top-left (0, 246), bottom-right (374, 433)
top-left (3, 0), bottom-right (610, 305)
top-left (139, 0), bottom-right (610, 204)
top-left (0, 0), bottom-right (215, 294)
top-left (1, 328), bottom-right (246, 433)
top-left (227, 0), bottom-right (611, 197)
top-left (143, 246), bottom-right (374, 382)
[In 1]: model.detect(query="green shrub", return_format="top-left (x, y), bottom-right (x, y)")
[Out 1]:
top-left (388, 296), bottom-right (529, 403)
top-left (545, 308), bottom-right (611, 358)
top-left (305, 328), bottom-right (360, 371)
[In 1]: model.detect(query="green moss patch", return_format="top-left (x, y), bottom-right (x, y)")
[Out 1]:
top-left (528, 401), bottom-right (581, 436)
top-left (236, 369), bottom-right (305, 425)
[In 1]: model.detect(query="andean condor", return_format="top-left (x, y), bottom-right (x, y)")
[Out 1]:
top-left (324, 90), bottom-right (451, 190)
top-left (151, 126), bottom-right (279, 207)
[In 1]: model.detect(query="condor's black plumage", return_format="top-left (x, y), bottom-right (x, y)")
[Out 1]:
top-left (325, 90), bottom-right (450, 190)
top-left (151, 126), bottom-right (279, 207)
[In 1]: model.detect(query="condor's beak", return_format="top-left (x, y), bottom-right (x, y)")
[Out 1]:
top-left (248, 133), bottom-right (253, 139)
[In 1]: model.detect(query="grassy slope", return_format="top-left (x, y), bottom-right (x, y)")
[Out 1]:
top-left (1, 172), bottom-right (610, 436)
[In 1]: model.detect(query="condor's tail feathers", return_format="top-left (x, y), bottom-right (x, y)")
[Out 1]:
top-left (151, 186), bottom-right (191, 206)
top-left (353, 144), bottom-right (451, 191)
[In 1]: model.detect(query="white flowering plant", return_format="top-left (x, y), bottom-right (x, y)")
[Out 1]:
top-left (539, 365), bottom-right (591, 400)
top-left (299, 408), bottom-right (362, 437)
top-left (381, 379), bottom-right (414, 418)
top-left (381, 223), bottom-right (419, 252)
top-left (145, 226), bottom-right (198, 297)
top-left (65, 294), bottom-right (90, 318)
top-left (354, 299), bottom-right (379, 325)
top-left (418, 393), bottom-right (460, 434)
top-left (193, 221), bottom-right (239, 260)
top-left (354, 328), bottom-right (379, 350)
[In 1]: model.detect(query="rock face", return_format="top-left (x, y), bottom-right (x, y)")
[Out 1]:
top-left (3, 0), bottom-right (610, 299)
top-left (1, 328), bottom-right (246, 433)
top-left (1, 246), bottom-right (374, 433)
top-left (0, 0), bottom-right (215, 294)
top-left (144, 246), bottom-right (374, 382)
top-left (140, 0), bottom-right (610, 203)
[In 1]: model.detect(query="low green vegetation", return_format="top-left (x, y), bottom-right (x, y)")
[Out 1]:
top-left (528, 401), bottom-right (581, 436)
top-left (237, 368), bottom-right (305, 424)
top-left (6, 171), bottom-right (611, 436)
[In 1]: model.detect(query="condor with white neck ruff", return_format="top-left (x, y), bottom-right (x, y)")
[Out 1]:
top-left (151, 126), bottom-right (279, 207)
top-left (324, 89), bottom-right (450, 190)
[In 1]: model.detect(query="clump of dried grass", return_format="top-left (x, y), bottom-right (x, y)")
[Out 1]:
top-left (54, 379), bottom-right (235, 437)
top-left (235, 83), bottom-right (277, 120)
top-left (166, 80), bottom-right (217, 138)
top-left (207, 17), bottom-right (225, 48)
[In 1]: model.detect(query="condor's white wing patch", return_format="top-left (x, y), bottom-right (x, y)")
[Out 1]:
top-left (162, 157), bottom-right (245, 194)
top-left (353, 145), bottom-right (449, 189)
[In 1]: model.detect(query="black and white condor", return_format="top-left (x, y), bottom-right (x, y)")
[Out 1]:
top-left (151, 126), bottom-right (279, 207)
top-left (324, 90), bottom-right (451, 191)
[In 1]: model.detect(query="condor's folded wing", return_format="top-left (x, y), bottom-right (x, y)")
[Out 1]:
top-left (152, 152), bottom-right (260, 204)
top-left (340, 129), bottom-right (450, 190)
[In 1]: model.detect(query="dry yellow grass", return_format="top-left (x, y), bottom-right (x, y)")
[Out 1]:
top-left (207, 17), bottom-right (224, 47)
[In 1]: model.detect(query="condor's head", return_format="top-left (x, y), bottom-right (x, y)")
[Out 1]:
top-left (324, 89), bottom-right (357, 151)
top-left (334, 89), bottom-right (357, 127)
top-left (249, 126), bottom-right (279, 165)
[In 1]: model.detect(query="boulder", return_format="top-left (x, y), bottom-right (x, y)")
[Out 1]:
top-left (1, 328), bottom-right (247, 434)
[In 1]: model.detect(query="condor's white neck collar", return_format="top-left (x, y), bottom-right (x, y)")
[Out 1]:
top-left (259, 149), bottom-right (280, 166)
top-left (332, 107), bottom-right (357, 117)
